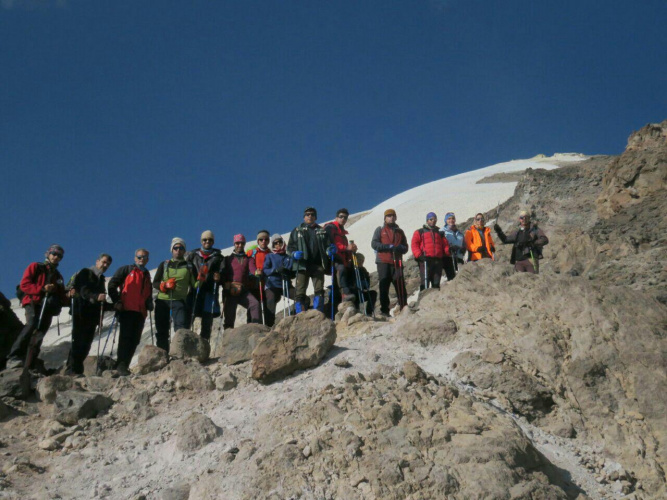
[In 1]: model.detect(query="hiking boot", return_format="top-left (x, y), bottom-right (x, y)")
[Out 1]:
top-left (116, 363), bottom-right (131, 376)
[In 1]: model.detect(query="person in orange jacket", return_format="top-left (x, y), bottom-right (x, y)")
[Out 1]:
top-left (464, 213), bottom-right (495, 261)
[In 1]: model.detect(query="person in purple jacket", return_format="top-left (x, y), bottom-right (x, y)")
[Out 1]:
top-left (222, 234), bottom-right (261, 329)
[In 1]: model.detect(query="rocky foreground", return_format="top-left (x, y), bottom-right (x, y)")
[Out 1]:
top-left (0, 121), bottom-right (665, 499)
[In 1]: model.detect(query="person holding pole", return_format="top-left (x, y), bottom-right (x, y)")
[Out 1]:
top-left (64, 254), bottom-right (112, 375)
top-left (152, 238), bottom-right (196, 353)
top-left (5, 245), bottom-right (69, 371)
top-left (108, 249), bottom-right (153, 375)
top-left (411, 212), bottom-right (450, 291)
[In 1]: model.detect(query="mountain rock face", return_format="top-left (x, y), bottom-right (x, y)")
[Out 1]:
top-left (0, 120), bottom-right (665, 499)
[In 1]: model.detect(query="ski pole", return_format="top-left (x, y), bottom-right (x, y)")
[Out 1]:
top-left (95, 303), bottom-right (105, 374)
top-left (36, 293), bottom-right (49, 332)
top-left (190, 283), bottom-right (201, 328)
top-left (149, 310), bottom-right (155, 345)
top-left (258, 279), bottom-right (265, 325)
top-left (169, 289), bottom-right (174, 340)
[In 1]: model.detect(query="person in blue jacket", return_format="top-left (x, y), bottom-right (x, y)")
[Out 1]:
top-left (262, 234), bottom-right (295, 325)
top-left (442, 212), bottom-right (466, 281)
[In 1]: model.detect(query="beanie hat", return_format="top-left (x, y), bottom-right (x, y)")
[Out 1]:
top-left (233, 234), bottom-right (246, 244)
top-left (257, 229), bottom-right (270, 240)
top-left (270, 234), bottom-right (284, 246)
top-left (46, 244), bottom-right (64, 257)
top-left (445, 212), bottom-right (455, 221)
top-left (384, 209), bottom-right (397, 217)
top-left (201, 230), bottom-right (215, 241)
top-left (356, 253), bottom-right (365, 265)
top-left (304, 207), bottom-right (317, 217)
top-left (171, 237), bottom-right (186, 251)
top-left (426, 212), bottom-right (437, 221)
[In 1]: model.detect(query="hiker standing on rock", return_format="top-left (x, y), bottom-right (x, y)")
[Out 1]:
top-left (152, 238), bottom-right (196, 352)
top-left (108, 249), bottom-right (153, 376)
top-left (411, 212), bottom-right (451, 290)
top-left (6, 245), bottom-right (69, 371)
top-left (222, 234), bottom-right (261, 329)
top-left (0, 291), bottom-right (24, 370)
top-left (353, 253), bottom-right (377, 315)
top-left (324, 208), bottom-right (358, 307)
top-left (442, 212), bottom-right (466, 280)
top-left (371, 209), bottom-right (408, 316)
top-left (246, 230), bottom-right (272, 325)
top-left (494, 210), bottom-right (549, 273)
top-left (287, 207), bottom-right (333, 313)
top-left (186, 231), bottom-right (224, 341)
top-left (464, 213), bottom-right (496, 262)
top-left (65, 254), bottom-right (113, 375)
top-left (262, 234), bottom-right (295, 324)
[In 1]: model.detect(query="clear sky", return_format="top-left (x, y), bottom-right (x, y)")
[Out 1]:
top-left (1, 0), bottom-right (665, 293)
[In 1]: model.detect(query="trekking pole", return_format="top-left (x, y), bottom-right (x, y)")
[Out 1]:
top-left (352, 254), bottom-right (367, 317)
top-left (530, 249), bottom-right (538, 274)
top-left (149, 310), bottom-right (155, 345)
top-left (397, 256), bottom-right (406, 310)
top-left (57, 314), bottom-right (61, 336)
top-left (169, 289), bottom-right (174, 340)
top-left (36, 293), bottom-right (49, 332)
top-left (282, 278), bottom-right (287, 319)
top-left (424, 259), bottom-right (429, 289)
top-left (95, 303), bottom-right (105, 374)
top-left (258, 279), bottom-right (265, 325)
top-left (190, 283), bottom-right (201, 327)
top-left (330, 258), bottom-right (336, 321)
top-left (109, 313), bottom-right (119, 360)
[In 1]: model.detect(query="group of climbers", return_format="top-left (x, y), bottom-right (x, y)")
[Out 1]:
top-left (3, 207), bottom-right (547, 376)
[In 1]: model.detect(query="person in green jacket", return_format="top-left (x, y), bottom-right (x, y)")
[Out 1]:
top-left (152, 238), bottom-right (196, 352)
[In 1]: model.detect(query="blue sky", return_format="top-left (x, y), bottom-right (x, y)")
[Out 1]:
top-left (1, 0), bottom-right (665, 292)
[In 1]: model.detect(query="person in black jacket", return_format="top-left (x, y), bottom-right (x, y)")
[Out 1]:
top-left (108, 249), bottom-right (153, 376)
top-left (287, 207), bottom-right (332, 313)
top-left (494, 210), bottom-right (549, 274)
top-left (65, 254), bottom-right (112, 375)
top-left (185, 231), bottom-right (224, 341)
top-left (0, 291), bottom-right (24, 370)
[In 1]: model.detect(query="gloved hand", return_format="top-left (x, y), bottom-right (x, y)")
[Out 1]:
top-left (255, 269), bottom-right (262, 277)
top-left (385, 244), bottom-right (395, 251)
top-left (160, 278), bottom-right (177, 293)
top-left (293, 251), bottom-right (303, 261)
top-left (326, 244), bottom-right (337, 257)
top-left (114, 302), bottom-right (124, 312)
top-left (146, 300), bottom-right (154, 312)
top-left (493, 223), bottom-right (501, 232)
top-left (396, 244), bottom-right (407, 253)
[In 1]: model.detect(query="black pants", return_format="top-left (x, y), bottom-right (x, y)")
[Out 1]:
top-left (377, 263), bottom-right (407, 315)
top-left (418, 259), bottom-right (443, 290)
top-left (67, 311), bottom-right (99, 374)
top-left (8, 302), bottom-right (54, 367)
top-left (155, 299), bottom-right (188, 352)
top-left (116, 310), bottom-right (146, 367)
top-left (265, 286), bottom-right (295, 323)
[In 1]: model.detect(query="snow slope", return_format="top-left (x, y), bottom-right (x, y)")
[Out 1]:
top-left (11, 154), bottom-right (587, 367)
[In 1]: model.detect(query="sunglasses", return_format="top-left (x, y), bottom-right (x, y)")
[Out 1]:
top-left (475, 217), bottom-right (484, 221)
top-left (273, 240), bottom-right (284, 246)
top-left (173, 246), bottom-right (185, 251)
top-left (50, 252), bottom-right (63, 258)
top-left (202, 238), bottom-right (214, 243)
top-left (337, 215), bottom-right (348, 219)
top-left (305, 212), bottom-right (316, 217)
top-left (258, 238), bottom-right (270, 242)
top-left (136, 255), bottom-right (148, 260)
top-left (519, 216), bottom-right (526, 220)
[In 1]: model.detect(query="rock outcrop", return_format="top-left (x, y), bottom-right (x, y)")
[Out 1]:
top-left (170, 329), bottom-right (210, 363)
top-left (212, 323), bottom-right (270, 365)
top-left (251, 310), bottom-right (336, 383)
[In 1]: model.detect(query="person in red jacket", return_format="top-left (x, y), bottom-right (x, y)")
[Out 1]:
top-left (325, 208), bottom-right (358, 307)
top-left (108, 249), bottom-right (154, 375)
top-left (464, 213), bottom-right (496, 261)
top-left (370, 209), bottom-right (408, 316)
top-left (6, 245), bottom-right (69, 370)
top-left (246, 230), bottom-right (271, 325)
top-left (411, 212), bottom-right (451, 290)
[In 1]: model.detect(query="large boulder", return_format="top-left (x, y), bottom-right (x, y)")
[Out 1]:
top-left (37, 375), bottom-right (75, 403)
top-left (251, 310), bottom-right (336, 383)
top-left (175, 412), bottom-right (222, 452)
top-left (212, 323), bottom-right (270, 365)
top-left (54, 390), bottom-right (113, 425)
top-left (170, 329), bottom-right (210, 363)
top-left (135, 345), bottom-right (169, 375)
